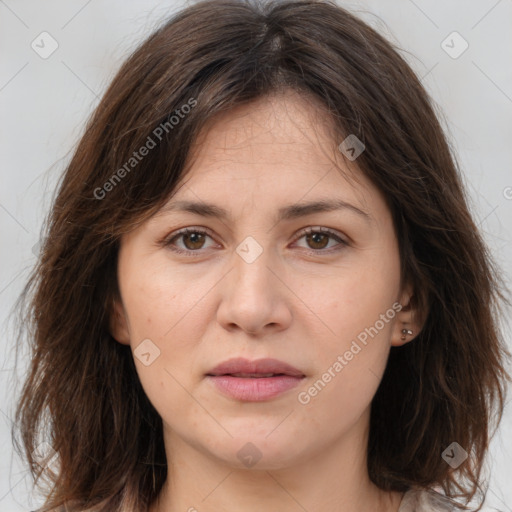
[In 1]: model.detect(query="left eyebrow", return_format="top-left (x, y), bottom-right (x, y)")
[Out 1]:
top-left (156, 198), bottom-right (372, 224)
top-left (276, 199), bottom-right (372, 224)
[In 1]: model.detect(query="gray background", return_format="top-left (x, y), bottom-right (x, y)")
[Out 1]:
top-left (1, 1), bottom-right (511, 510)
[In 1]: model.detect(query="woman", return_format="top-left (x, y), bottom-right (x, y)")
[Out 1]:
top-left (14, 0), bottom-right (510, 511)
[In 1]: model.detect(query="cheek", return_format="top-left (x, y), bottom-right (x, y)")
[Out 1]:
top-left (121, 256), bottom-right (209, 340)
top-left (296, 303), bottom-right (395, 434)
top-left (293, 250), bottom-right (399, 417)
top-left (115, 263), bottom-right (190, 403)
top-left (119, 255), bottom-right (230, 409)
top-left (298, 257), bottom-right (400, 350)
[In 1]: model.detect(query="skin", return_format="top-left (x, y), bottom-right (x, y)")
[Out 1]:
top-left (111, 90), bottom-right (423, 512)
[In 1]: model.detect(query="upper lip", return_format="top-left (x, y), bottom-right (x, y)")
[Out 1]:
top-left (206, 357), bottom-right (305, 377)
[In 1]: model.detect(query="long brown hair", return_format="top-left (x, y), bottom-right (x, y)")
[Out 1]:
top-left (13, 0), bottom-right (510, 510)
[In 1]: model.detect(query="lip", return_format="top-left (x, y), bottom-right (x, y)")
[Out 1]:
top-left (206, 357), bottom-right (305, 402)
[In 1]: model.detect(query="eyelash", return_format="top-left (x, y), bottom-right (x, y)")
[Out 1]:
top-left (161, 226), bottom-right (348, 257)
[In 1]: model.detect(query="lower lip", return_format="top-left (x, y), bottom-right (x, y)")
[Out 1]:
top-left (206, 375), bottom-right (304, 401)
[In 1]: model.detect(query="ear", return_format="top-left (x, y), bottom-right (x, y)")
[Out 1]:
top-left (391, 282), bottom-right (426, 347)
top-left (109, 297), bottom-right (131, 346)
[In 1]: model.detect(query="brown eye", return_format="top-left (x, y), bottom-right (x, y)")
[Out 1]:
top-left (305, 232), bottom-right (330, 250)
top-left (163, 228), bottom-right (217, 255)
top-left (294, 227), bottom-right (348, 253)
top-left (181, 231), bottom-right (206, 250)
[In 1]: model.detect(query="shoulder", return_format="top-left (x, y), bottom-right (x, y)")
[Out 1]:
top-left (399, 487), bottom-right (459, 512)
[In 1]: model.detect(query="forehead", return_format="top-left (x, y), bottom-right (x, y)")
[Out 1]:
top-left (175, 91), bottom-right (374, 207)
top-left (190, 92), bottom-right (337, 164)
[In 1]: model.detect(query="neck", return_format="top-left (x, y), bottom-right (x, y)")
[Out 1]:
top-left (150, 408), bottom-right (403, 512)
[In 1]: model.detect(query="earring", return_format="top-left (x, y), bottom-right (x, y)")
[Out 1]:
top-left (401, 328), bottom-right (413, 341)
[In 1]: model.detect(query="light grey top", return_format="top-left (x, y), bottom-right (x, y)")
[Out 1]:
top-left (399, 488), bottom-right (457, 511)
top-left (30, 487), bottom-right (458, 512)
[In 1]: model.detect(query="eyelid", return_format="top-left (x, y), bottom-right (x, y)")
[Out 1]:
top-left (160, 226), bottom-right (220, 253)
top-left (294, 226), bottom-right (348, 244)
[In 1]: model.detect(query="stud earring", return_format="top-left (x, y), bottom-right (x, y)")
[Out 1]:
top-left (401, 328), bottom-right (413, 341)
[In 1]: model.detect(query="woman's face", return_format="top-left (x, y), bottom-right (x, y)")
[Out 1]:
top-left (112, 91), bottom-right (417, 471)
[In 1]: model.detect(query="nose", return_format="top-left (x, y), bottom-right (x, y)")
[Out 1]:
top-left (216, 241), bottom-right (293, 337)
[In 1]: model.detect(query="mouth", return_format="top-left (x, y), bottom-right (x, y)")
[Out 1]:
top-left (205, 358), bottom-right (305, 401)
top-left (215, 372), bottom-right (290, 378)
top-left (206, 357), bottom-right (305, 378)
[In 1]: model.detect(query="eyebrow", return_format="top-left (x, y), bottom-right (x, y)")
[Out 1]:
top-left (157, 198), bottom-right (372, 224)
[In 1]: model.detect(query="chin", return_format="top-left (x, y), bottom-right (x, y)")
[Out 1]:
top-left (204, 433), bottom-right (312, 472)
